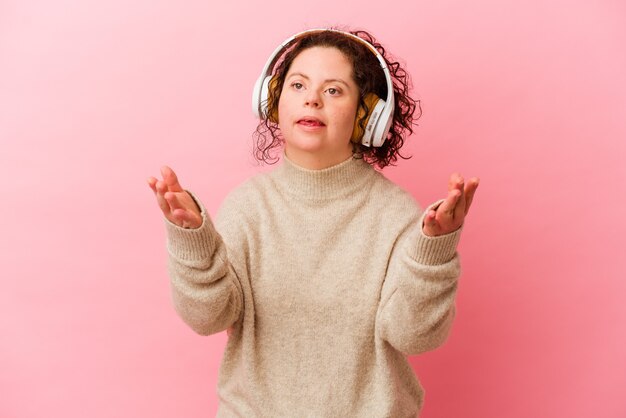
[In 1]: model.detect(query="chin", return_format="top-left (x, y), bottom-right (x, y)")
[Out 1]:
top-left (285, 136), bottom-right (326, 152)
top-left (284, 129), bottom-right (352, 155)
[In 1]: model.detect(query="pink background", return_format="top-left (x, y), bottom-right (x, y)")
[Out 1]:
top-left (1, 0), bottom-right (625, 417)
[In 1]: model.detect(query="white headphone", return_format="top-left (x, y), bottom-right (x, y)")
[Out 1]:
top-left (251, 28), bottom-right (395, 148)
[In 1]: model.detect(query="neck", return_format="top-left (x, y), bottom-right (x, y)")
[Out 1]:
top-left (284, 145), bottom-right (354, 170)
top-left (271, 150), bottom-right (375, 200)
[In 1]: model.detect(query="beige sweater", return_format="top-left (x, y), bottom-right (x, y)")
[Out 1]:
top-left (164, 152), bottom-right (462, 417)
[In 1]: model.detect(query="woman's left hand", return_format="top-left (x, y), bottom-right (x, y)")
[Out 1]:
top-left (423, 173), bottom-right (479, 237)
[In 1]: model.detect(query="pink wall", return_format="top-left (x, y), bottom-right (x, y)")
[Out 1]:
top-left (1, 0), bottom-right (625, 417)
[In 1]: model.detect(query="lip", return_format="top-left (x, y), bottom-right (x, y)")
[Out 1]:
top-left (296, 116), bottom-right (326, 126)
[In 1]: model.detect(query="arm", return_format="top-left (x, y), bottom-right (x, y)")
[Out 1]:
top-left (376, 206), bottom-right (461, 355)
top-left (165, 191), bottom-right (243, 336)
top-left (148, 166), bottom-right (243, 336)
top-left (376, 173), bottom-right (478, 355)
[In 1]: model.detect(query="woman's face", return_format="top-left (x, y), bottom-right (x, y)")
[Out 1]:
top-left (277, 46), bottom-right (360, 169)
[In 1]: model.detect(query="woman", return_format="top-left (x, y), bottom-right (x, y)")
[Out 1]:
top-left (148, 28), bottom-right (479, 417)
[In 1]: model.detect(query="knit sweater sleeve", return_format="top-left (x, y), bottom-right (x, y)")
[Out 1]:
top-left (165, 190), bottom-right (243, 336)
top-left (376, 199), bottom-right (462, 356)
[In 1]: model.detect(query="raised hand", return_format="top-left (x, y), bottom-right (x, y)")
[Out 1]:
top-left (147, 166), bottom-right (203, 229)
top-left (422, 173), bottom-right (479, 237)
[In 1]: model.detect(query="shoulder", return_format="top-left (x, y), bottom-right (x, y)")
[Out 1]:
top-left (369, 170), bottom-right (423, 216)
top-left (216, 171), bottom-right (274, 221)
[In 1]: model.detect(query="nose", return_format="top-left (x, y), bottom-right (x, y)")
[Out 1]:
top-left (304, 89), bottom-right (322, 108)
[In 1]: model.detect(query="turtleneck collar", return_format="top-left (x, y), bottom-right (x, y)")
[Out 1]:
top-left (270, 150), bottom-right (376, 200)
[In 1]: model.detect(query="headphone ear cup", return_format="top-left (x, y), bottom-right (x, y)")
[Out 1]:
top-left (351, 93), bottom-right (382, 143)
top-left (261, 75), bottom-right (280, 123)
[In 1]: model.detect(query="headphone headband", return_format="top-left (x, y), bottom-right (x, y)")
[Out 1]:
top-left (252, 28), bottom-right (395, 147)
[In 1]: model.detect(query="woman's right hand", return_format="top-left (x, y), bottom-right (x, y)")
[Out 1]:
top-left (147, 166), bottom-right (203, 229)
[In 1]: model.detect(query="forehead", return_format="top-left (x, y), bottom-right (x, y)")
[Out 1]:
top-left (287, 46), bottom-right (354, 79)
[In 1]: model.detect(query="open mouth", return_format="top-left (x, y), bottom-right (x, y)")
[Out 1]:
top-left (297, 117), bottom-right (325, 127)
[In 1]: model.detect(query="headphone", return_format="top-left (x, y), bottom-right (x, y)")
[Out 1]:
top-left (251, 28), bottom-right (395, 148)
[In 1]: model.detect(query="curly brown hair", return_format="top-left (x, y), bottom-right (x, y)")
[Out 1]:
top-left (253, 27), bottom-right (421, 169)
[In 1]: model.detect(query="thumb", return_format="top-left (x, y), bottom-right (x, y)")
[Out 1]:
top-left (171, 207), bottom-right (203, 229)
top-left (165, 192), bottom-right (203, 229)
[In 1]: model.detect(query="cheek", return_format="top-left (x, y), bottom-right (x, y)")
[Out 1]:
top-left (277, 101), bottom-right (287, 128)
top-left (277, 94), bottom-right (290, 122)
top-left (277, 98), bottom-right (294, 135)
top-left (337, 105), bottom-right (358, 130)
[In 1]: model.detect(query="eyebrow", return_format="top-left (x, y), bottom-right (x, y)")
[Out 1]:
top-left (286, 72), bottom-right (351, 89)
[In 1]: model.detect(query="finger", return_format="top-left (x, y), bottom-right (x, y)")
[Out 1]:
top-left (161, 166), bottom-right (185, 193)
top-left (147, 177), bottom-right (158, 194)
top-left (154, 180), bottom-right (172, 215)
top-left (464, 177), bottom-right (480, 215)
top-left (148, 177), bottom-right (171, 216)
top-left (172, 207), bottom-right (202, 229)
top-left (165, 190), bottom-right (201, 215)
top-left (453, 176), bottom-right (466, 220)
top-left (171, 207), bottom-right (189, 225)
top-left (425, 209), bottom-right (437, 226)
top-left (164, 191), bottom-right (185, 212)
top-left (434, 189), bottom-right (463, 234)
top-left (155, 179), bottom-right (167, 194)
top-left (165, 191), bottom-right (203, 227)
top-left (437, 188), bottom-right (461, 218)
top-left (448, 172), bottom-right (462, 192)
top-left (422, 209), bottom-right (439, 236)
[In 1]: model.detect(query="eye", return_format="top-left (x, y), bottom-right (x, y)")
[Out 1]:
top-left (326, 87), bottom-right (340, 96)
top-left (291, 82), bottom-right (304, 90)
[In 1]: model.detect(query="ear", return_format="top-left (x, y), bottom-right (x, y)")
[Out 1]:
top-left (350, 93), bottom-right (381, 143)
top-left (266, 76), bottom-right (280, 124)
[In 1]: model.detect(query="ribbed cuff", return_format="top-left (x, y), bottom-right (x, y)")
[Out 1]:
top-left (164, 190), bottom-right (218, 261)
top-left (407, 200), bottom-right (463, 265)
